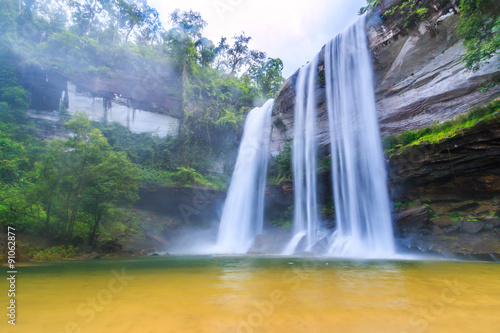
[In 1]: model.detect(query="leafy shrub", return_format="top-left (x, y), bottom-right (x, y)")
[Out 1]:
top-left (31, 245), bottom-right (78, 261)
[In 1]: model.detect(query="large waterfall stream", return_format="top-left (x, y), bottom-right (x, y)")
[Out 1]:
top-left (214, 99), bottom-right (274, 254)
top-left (325, 18), bottom-right (395, 257)
top-left (284, 17), bottom-right (395, 257)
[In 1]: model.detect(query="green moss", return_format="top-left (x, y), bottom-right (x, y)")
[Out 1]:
top-left (383, 98), bottom-right (500, 153)
top-left (394, 200), bottom-right (417, 209)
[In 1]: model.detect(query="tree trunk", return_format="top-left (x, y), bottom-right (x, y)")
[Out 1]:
top-left (125, 24), bottom-right (136, 42)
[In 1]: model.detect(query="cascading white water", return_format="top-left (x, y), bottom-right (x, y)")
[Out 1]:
top-left (325, 17), bottom-right (395, 257)
top-left (283, 16), bottom-right (395, 257)
top-left (282, 57), bottom-right (320, 255)
top-left (215, 99), bottom-right (274, 254)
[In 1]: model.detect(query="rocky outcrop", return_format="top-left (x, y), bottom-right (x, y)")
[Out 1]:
top-left (389, 115), bottom-right (500, 255)
top-left (269, 4), bottom-right (500, 155)
top-left (388, 116), bottom-right (500, 201)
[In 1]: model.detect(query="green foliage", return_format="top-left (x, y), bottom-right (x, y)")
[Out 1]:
top-left (249, 58), bottom-right (285, 98)
top-left (457, 0), bottom-right (500, 70)
top-left (394, 200), bottom-right (417, 209)
top-left (0, 130), bottom-right (29, 183)
top-left (320, 202), bottom-right (335, 219)
top-left (359, 0), bottom-right (383, 15)
top-left (31, 245), bottom-right (78, 261)
top-left (0, 111), bottom-right (141, 246)
top-left (270, 206), bottom-right (293, 230)
top-left (383, 98), bottom-right (500, 152)
top-left (267, 142), bottom-right (292, 185)
top-left (140, 167), bottom-right (225, 190)
top-left (359, 0), bottom-right (432, 30)
top-left (181, 67), bottom-right (261, 172)
top-left (0, 86), bottom-right (29, 123)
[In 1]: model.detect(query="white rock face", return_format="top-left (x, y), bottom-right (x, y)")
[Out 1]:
top-left (67, 82), bottom-right (179, 138)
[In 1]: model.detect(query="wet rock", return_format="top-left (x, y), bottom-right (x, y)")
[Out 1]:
top-left (310, 236), bottom-right (330, 254)
top-left (485, 219), bottom-right (500, 230)
top-left (80, 252), bottom-right (101, 260)
top-left (251, 232), bottom-right (290, 254)
top-left (461, 221), bottom-right (484, 234)
top-left (444, 223), bottom-right (461, 234)
top-left (432, 225), bottom-right (444, 235)
top-left (431, 216), bottom-right (454, 227)
top-left (448, 202), bottom-right (481, 213)
top-left (393, 205), bottom-right (431, 234)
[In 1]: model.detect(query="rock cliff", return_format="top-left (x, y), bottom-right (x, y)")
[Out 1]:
top-left (270, 5), bottom-right (500, 155)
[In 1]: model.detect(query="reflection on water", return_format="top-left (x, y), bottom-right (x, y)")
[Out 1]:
top-left (1, 256), bottom-right (499, 333)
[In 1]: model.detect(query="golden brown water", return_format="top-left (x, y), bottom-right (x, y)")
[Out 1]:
top-left (1, 256), bottom-right (500, 333)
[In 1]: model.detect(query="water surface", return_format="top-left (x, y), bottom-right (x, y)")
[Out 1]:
top-left (2, 256), bottom-right (500, 333)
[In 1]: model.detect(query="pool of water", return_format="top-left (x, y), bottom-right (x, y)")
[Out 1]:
top-left (1, 256), bottom-right (500, 333)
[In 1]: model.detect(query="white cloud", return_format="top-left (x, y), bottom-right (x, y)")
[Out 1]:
top-left (148, 0), bottom-right (367, 77)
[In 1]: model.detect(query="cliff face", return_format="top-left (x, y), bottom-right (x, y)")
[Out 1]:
top-left (270, 7), bottom-right (500, 155)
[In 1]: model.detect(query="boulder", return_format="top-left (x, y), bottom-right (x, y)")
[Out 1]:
top-left (448, 202), bottom-right (481, 213)
top-left (393, 205), bottom-right (431, 235)
top-left (461, 221), bottom-right (484, 234)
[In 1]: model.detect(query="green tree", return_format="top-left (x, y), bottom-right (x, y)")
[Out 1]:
top-left (249, 57), bottom-right (285, 97)
top-left (83, 150), bottom-right (140, 245)
top-left (116, 0), bottom-right (161, 42)
top-left (169, 9), bottom-right (207, 40)
top-left (68, 0), bottom-right (106, 36)
top-left (226, 33), bottom-right (252, 75)
top-left (457, 0), bottom-right (500, 70)
top-left (0, 86), bottom-right (29, 123)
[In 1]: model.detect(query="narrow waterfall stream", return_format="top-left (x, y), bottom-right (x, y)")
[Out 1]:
top-left (284, 56), bottom-right (321, 254)
top-left (214, 99), bottom-right (274, 254)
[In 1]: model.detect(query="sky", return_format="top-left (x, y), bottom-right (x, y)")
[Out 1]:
top-left (147, 0), bottom-right (367, 78)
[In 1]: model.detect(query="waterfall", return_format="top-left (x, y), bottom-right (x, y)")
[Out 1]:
top-left (325, 17), bottom-right (395, 257)
top-left (215, 99), bottom-right (274, 254)
top-left (283, 56), bottom-right (320, 255)
top-left (284, 17), bottom-right (395, 257)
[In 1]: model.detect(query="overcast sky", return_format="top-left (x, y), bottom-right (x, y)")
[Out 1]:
top-left (148, 0), bottom-right (367, 78)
